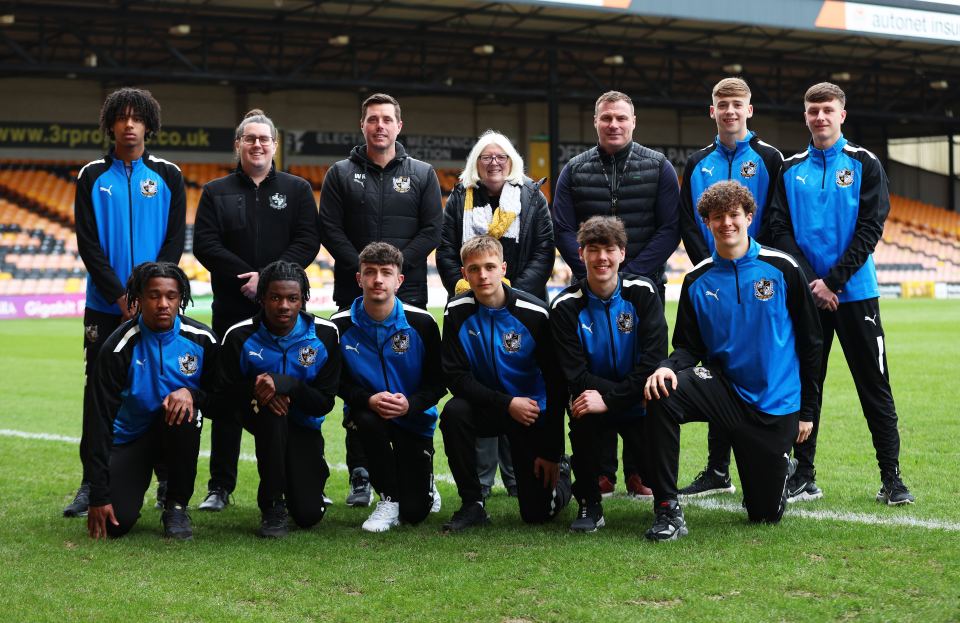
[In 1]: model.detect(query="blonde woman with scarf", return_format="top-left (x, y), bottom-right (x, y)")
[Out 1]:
top-left (437, 130), bottom-right (555, 303)
top-left (437, 130), bottom-right (556, 500)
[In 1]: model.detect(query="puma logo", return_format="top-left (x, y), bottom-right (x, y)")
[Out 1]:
top-left (864, 314), bottom-right (877, 326)
top-left (344, 342), bottom-right (360, 354)
top-left (700, 166), bottom-right (714, 176)
top-left (248, 348), bottom-right (264, 360)
top-left (135, 359), bottom-right (144, 366)
top-left (795, 175), bottom-right (808, 185)
top-left (467, 330), bottom-right (480, 338)
top-left (99, 185), bottom-right (113, 196)
top-left (352, 173), bottom-right (365, 186)
top-left (580, 322), bottom-right (594, 334)
top-left (705, 289), bottom-right (720, 300)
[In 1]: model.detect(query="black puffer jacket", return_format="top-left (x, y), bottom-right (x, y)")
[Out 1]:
top-left (437, 177), bottom-right (554, 302)
top-left (319, 142), bottom-right (442, 309)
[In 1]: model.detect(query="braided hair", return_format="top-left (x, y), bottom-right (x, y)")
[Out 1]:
top-left (256, 261), bottom-right (310, 304)
top-left (125, 261), bottom-right (192, 312)
top-left (100, 87), bottom-right (162, 140)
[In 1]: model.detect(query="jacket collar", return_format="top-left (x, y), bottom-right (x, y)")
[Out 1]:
top-left (711, 237), bottom-right (760, 268)
top-left (582, 275), bottom-right (622, 303)
top-left (350, 296), bottom-right (409, 332)
top-left (233, 161), bottom-right (277, 187)
top-left (715, 131), bottom-right (755, 157)
top-left (808, 134), bottom-right (848, 160)
top-left (138, 313), bottom-right (181, 344)
top-left (349, 141), bottom-right (409, 170)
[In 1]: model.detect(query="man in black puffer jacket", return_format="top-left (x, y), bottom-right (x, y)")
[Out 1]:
top-left (319, 93), bottom-right (442, 310)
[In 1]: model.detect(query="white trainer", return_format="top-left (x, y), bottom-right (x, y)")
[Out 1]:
top-left (430, 482), bottom-right (441, 513)
top-left (362, 498), bottom-right (400, 533)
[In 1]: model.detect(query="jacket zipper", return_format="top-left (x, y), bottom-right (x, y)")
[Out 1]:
top-left (378, 330), bottom-right (396, 393)
top-left (126, 163), bottom-right (134, 273)
top-left (820, 150), bottom-right (827, 189)
top-left (158, 338), bottom-right (165, 377)
top-left (253, 184), bottom-right (261, 269)
top-left (603, 301), bottom-right (619, 377)
top-left (733, 262), bottom-right (742, 304)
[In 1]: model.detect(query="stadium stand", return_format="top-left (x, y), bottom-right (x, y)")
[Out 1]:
top-left (0, 161), bottom-right (958, 299)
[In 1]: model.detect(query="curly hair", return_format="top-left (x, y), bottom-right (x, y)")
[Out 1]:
top-left (696, 181), bottom-right (757, 221)
top-left (100, 87), bottom-right (162, 140)
top-left (359, 242), bottom-right (403, 271)
top-left (125, 261), bottom-right (191, 312)
top-left (256, 261), bottom-right (310, 304)
top-left (576, 216), bottom-right (627, 249)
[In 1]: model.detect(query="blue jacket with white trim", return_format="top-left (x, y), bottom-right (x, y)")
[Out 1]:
top-left (75, 151), bottom-right (186, 314)
top-left (441, 284), bottom-right (567, 461)
top-left (767, 134), bottom-right (888, 303)
top-left (550, 273), bottom-right (668, 419)
top-left (331, 297), bottom-right (445, 438)
top-left (680, 132), bottom-right (783, 264)
top-left (666, 239), bottom-right (822, 421)
top-left (216, 311), bottom-right (340, 431)
top-left (84, 314), bottom-right (217, 506)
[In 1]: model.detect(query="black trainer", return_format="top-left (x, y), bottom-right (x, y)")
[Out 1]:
top-left (569, 500), bottom-right (604, 533)
top-left (442, 501), bottom-right (490, 533)
top-left (345, 467), bottom-right (373, 507)
top-left (161, 503), bottom-right (193, 540)
top-left (678, 466), bottom-right (736, 497)
top-left (786, 469), bottom-right (823, 503)
top-left (645, 499), bottom-right (688, 542)
top-left (877, 470), bottom-right (915, 506)
top-left (259, 501), bottom-right (289, 538)
top-left (154, 480), bottom-right (168, 510)
top-left (63, 482), bottom-right (90, 517)
top-left (198, 488), bottom-right (230, 512)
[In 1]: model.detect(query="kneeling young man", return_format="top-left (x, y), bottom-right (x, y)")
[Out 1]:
top-left (216, 261), bottom-right (340, 538)
top-left (331, 242), bottom-right (445, 532)
top-left (440, 235), bottom-right (572, 532)
top-left (551, 216), bottom-right (668, 532)
top-left (85, 262), bottom-right (216, 540)
top-left (643, 181), bottom-right (822, 541)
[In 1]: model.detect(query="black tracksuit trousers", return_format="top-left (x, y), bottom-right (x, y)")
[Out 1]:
top-left (242, 412), bottom-right (329, 529)
top-left (792, 297), bottom-right (902, 479)
top-left (646, 366), bottom-right (797, 523)
top-left (570, 414), bottom-right (645, 505)
top-left (352, 408), bottom-right (436, 525)
top-left (106, 416), bottom-right (201, 538)
top-left (440, 398), bottom-right (571, 524)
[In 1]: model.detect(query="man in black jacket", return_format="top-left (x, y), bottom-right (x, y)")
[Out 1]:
top-left (192, 109), bottom-right (321, 511)
top-left (552, 90), bottom-right (681, 499)
top-left (319, 93), bottom-right (443, 503)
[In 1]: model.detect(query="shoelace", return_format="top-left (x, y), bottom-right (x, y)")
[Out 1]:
top-left (369, 500), bottom-right (396, 520)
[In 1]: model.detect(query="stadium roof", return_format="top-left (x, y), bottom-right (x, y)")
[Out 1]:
top-left (4, 0), bottom-right (960, 138)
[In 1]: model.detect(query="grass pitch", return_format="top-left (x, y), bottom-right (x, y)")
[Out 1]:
top-left (0, 299), bottom-right (958, 622)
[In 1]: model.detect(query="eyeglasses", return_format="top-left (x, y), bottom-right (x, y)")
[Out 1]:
top-left (240, 135), bottom-right (275, 145)
top-left (478, 154), bottom-right (509, 165)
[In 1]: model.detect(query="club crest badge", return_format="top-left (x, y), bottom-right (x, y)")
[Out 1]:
top-left (754, 278), bottom-right (775, 301)
top-left (393, 176), bottom-right (411, 193)
top-left (297, 346), bottom-right (317, 367)
top-left (693, 366), bottom-right (713, 380)
top-left (502, 331), bottom-right (521, 353)
top-left (391, 332), bottom-right (410, 354)
top-left (84, 324), bottom-right (98, 343)
top-left (269, 193), bottom-right (287, 210)
top-left (616, 312), bottom-right (634, 334)
top-left (178, 353), bottom-right (199, 376)
top-left (740, 160), bottom-right (758, 179)
top-left (836, 168), bottom-right (854, 188)
top-left (140, 178), bottom-right (158, 197)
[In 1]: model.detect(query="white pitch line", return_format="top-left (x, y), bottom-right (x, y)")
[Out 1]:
top-left (4, 428), bottom-right (953, 530)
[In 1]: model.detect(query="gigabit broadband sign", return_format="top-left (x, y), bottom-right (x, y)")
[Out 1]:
top-left (816, 1), bottom-right (960, 43)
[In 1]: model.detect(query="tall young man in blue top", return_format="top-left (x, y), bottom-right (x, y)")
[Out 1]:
top-left (85, 262), bottom-right (216, 540)
top-left (768, 82), bottom-right (915, 505)
top-left (68, 87), bottom-right (186, 518)
top-left (215, 261), bottom-right (341, 537)
top-left (551, 216), bottom-right (668, 532)
top-left (643, 181), bottom-right (822, 541)
top-left (677, 77), bottom-right (785, 499)
top-left (440, 236), bottom-right (572, 532)
top-left (331, 242), bottom-right (445, 532)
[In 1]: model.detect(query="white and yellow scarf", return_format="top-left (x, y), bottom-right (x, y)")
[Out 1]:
top-left (454, 182), bottom-right (521, 295)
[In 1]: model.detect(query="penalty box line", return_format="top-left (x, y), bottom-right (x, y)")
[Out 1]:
top-left (3, 428), bottom-right (956, 532)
